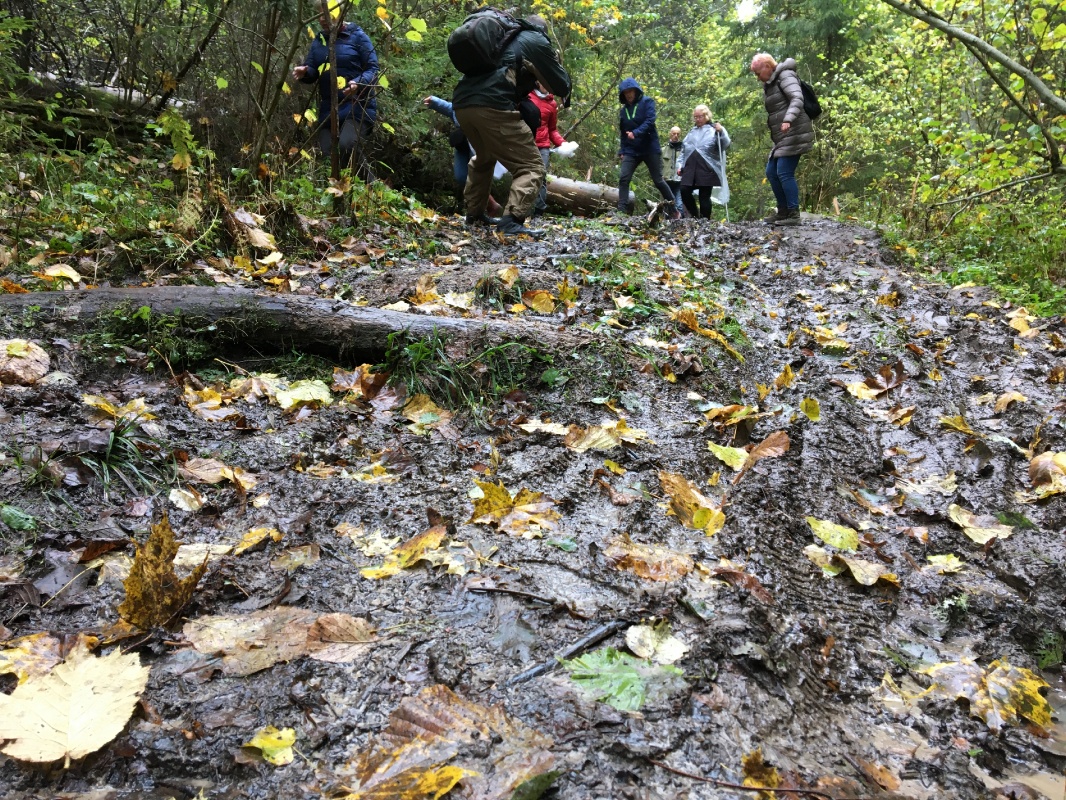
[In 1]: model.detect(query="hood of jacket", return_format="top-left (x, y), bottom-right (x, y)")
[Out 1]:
top-left (618, 77), bottom-right (643, 104)
top-left (768, 57), bottom-right (798, 85)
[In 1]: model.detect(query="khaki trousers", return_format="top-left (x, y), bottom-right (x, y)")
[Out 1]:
top-left (454, 106), bottom-right (544, 220)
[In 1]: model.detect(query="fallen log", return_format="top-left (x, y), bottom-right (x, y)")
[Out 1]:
top-left (0, 286), bottom-right (591, 360)
top-left (545, 176), bottom-right (625, 215)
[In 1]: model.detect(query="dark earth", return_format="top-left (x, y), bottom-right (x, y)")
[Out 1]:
top-left (1, 212), bottom-right (1064, 799)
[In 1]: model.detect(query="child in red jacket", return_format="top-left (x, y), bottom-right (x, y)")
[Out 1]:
top-left (529, 82), bottom-right (566, 216)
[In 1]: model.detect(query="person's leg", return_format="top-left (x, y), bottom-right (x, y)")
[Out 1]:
top-left (534, 147), bottom-right (550, 213)
top-left (493, 119), bottom-right (544, 222)
top-left (645, 154), bottom-right (675, 204)
top-left (680, 185), bottom-right (697, 217)
top-left (776, 154), bottom-right (801, 211)
top-left (765, 157), bottom-right (787, 212)
top-left (617, 156), bottom-right (638, 212)
top-left (667, 180), bottom-right (683, 212)
top-left (698, 186), bottom-right (714, 219)
top-left (454, 109), bottom-right (497, 219)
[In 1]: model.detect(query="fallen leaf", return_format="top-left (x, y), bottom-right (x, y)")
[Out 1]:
top-left (183, 606), bottom-right (319, 676)
top-left (169, 486), bottom-right (205, 511)
top-left (948, 504), bottom-right (1013, 544)
top-left (742, 749), bottom-right (781, 799)
top-left (118, 515), bottom-right (207, 630)
top-left (335, 523), bottom-right (399, 556)
top-left (659, 471), bottom-right (725, 534)
top-left (672, 308), bottom-right (745, 362)
top-left (0, 642), bottom-right (149, 764)
top-left (806, 516), bottom-right (859, 551)
top-left (709, 562), bottom-right (775, 604)
top-left (800, 397), bottom-right (820, 422)
top-left (927, 554), bottom-right (966, 574)
top-left (940, 415), bottom-right (977, 435)
top-left (241, 725), bottom-right (295, 766)
top-left (82, 394), bottom-right (156, 421)
top-left (270, 543), bottom-right (321, 572)
top-left (707, 441), bottom-right (748, 470)
top-left (275, 379), bottom-right (333, 412)
top-left (562, 647), bottom-right (686, 711)
top-left (625, 623), bottom-right (689, 664)
top-left (338, 684), bottom-right (554, 800)
top-left (804, 546), bottom-right (898, 586)
top-left (305, 613), bottom-right (377, 663)
top-left (604, 536), bottom-right (694, 581)
top-left (360, 525), bottom-right (448, 578)
top-left (233, 526), bottom-right (284, 555)
top-left (920, 658), bottom-right (1051, 733)
top-left (469, 480), bottom-right (560, 538)
top-left (0, 633), bottom-right (98, 684)
top-left (994, 391), bottom-right (1028, 414)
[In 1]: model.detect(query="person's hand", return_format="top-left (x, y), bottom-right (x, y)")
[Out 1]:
top-left (626, 131), bottom-right (635, 140)
top-left (780, 121), bottom-right (791, 133)
top-left (713, 122), bottom-right (723, 132)
top-left (422, 96), bottom-right (431, 107)
top-left (343, 81), bottom-right (366, 98)
top-left (292, 65), bottom-right (308, 80)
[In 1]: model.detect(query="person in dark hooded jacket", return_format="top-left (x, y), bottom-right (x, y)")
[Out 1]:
top-left (293, 8), bottom-right (378, 179)
top-left (616, 78), bottom-right (679, 218)
top-left (750, 53), bottom-right (814, 226)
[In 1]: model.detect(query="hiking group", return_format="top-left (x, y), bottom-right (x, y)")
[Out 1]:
top-left (293, 5), bottom-right (818, 236)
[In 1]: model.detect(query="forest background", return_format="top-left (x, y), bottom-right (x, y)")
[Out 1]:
top-left (0, 0), bottom-right (1064, 314)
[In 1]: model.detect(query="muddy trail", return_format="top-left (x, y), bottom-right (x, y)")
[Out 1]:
top-left (1, 214), bottom-right (1064, 800)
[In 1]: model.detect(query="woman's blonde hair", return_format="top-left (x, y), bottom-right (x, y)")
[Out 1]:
top-left (693, 104), bottom-right (712, 121)
top-left (752, 52), bottom-right (777, 69)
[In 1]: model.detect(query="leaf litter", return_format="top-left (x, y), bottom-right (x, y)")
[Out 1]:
top-left (1, 218), bottom-right (1064, 798)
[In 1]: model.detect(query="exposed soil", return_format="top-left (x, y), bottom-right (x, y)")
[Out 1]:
top-left (1, 214), bottom-right (1064, 799)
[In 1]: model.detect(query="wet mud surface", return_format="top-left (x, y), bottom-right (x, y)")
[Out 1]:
top-left (1, 215), bottom-right (1064, 798)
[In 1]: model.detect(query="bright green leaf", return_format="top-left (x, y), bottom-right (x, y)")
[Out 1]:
top-left (250, 61), bottom-right (264, 74)
top-left (216, 77), bottom-right (228, 90)
top-left (409, 18), bottom-right (428, 33)
top-left (806, 516), bottom-right (859, 551)
top-left (562, 647), bottom-right (685, 711)
top-left (405, 30), bottom-right (423, 42)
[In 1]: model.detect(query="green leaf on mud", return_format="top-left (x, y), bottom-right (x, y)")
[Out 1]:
top-left (707, 441), bottom-right (747, 469)
top-left (562, 647), bottom-right (686, 711)
top-left (1, 505), bottom-right (37, 532)
top-left (806, 516), bottom-right (859, 551)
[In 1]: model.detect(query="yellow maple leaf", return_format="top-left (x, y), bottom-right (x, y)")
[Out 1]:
top-left (469, 480), bottom-right (560, 538)
top-left (659, 471), bottom-right (725, 534)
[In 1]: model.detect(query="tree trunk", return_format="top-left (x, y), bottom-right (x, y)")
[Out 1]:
top-left (545, 176), bottom-right (623, 215)
top-left (1, 287), bottom-right (590, 360)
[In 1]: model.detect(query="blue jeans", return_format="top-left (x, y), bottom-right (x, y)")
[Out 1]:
top-left (618, 153), bottom-right (675, 212)
top-left (765, 154), bottom-right (801, 211)
top-left (535, 147), bottom-right (551, 212)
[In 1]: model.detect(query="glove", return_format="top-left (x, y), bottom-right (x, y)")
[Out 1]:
top-left (553, 141), bottom-right (579, 158)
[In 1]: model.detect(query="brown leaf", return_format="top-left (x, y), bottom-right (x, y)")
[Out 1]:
top-left (118, 515), bottom-right (206, 630)
top-left (604, 535), bottom-right (694, 581)
top-left (306, 613), bottom-right (377, 663)
top-left (183, 606), bottom-right (318, 676)
top-left (711, 566), bottom-right (775, 604)
top-left (733, 430), bottom-right (790, 484)
top-left (338, 684), bottom-right (556, 800)
top-left (865, 361), bottom-right (906, 394)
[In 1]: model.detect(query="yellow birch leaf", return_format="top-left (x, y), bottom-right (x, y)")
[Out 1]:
top-left (707, 441), bottom-right (748, 470)
top-left (947, 504), bottom-right (1013, 544)
top-left (927, 554), bottom-right (965, 574)
top-left (773, 363), bottom-right (796, 390)
top-left (940, 415), bottom-right (977, 435)
top-left (234, 526), bottom-right (283, 555)
top-left (846, 381), bottom-right (881, 400)
top-left (243, 725), bottom-right (295, 766)
top-left (800, 397), bottom-right (821, 421)
top-left (806, 516), bottom-right (859, 551)
top-left (659, 471), bottom-right (725, 534)
top-left (361, 526), bottom-right (448, 579)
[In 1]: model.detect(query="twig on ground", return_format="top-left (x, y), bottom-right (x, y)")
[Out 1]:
top-left (506, 618), bottom-right (628, 686)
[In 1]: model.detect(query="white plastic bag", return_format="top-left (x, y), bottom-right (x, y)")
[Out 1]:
top-left (553, 141), bottom-right (579, 158)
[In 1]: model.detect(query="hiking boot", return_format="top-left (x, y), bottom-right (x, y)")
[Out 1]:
top-left (465, 213), bottom-right (499, 227)
top-left (668, 207), bottom-right (682, 221)
top-left (496, 214), bottom-right (543, 238)
top-left (776, 208), bottom-right (801, 226)
top-left (762, 208), bottom-right (783, 224)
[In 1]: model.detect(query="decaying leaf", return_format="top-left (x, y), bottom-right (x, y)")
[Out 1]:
top-left (274, 379), bottom-right (333, 412)
top-left (233, 526), bottom-right (284, 555)
top-left (519, 418), bottom-right (648, 452)
top-left (338, 684), bottom-right (555, 800)
top-left (672, 308), bottom-right (744, 362)
top-left (707, 441), bottom-right (747, 469)
top-left (708, 560), bottom-right (775, 604)
top-left (118, 515), bottom-right (207, 630)
top-left (335, 523), bottom-right (399, 556)
top-left (847, 362), bottom-right (905, 400)
top-left (804, 545), bottom-right (899, 586)
top-left (920, 658), bottom-right (1051, 733)
top-left (659, 471), bottom-right (725, 534)
top-left (271, 543), bottom-right (321, 572)
top-left (0, 339), bottom-right (50, 385)
top-left (562, 647), bottom-right (686, 712)
top-left (169, 486), bottom-right (205, 512)
top-left (940, 415), bottom-right (977, 436)
top-left (806, 516), bottom-right (859, 552)
top-left (0, 643), bottom-right (149, 764)
top-left (469, 480), bottom-right (560, 538)
top-left (179, 457), bottom-right (258, 490)
top-left (403, 394), bottom-right (454, 435)
top-left (184, 607), bottom-right (376, 674)
top-left (742, 749), bottom-right (781, 800)
top-left (604, 536), bottom-right (694, 582)
top-left (895, 471), bottom-right (957, 497)
top-left (800, 397), bottom-right (821, 422)
top-left (82, 394), bottom-right (156, 421)
top-left (993, 391), bottom-right (1027, 414)
top-left (733, 430), bottom-right (790, 483)
top-left (947, 504), bottom-right (1013, 544)
top-left (361, 526), bottom-right (448, 579)
top-left (1019, 451), bottom-right (1066, 501)
top-left (241, 725), bottom-right (296, 766)
top-left (625, 623), bottom-right (689, 665)
top-left (0, 632), bottom-right (98, 684)
top-left (926, 554), bottom-right (966, 574)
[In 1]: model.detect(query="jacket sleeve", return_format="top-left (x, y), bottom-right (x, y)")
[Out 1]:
top-left (522, 34), bottom-right (572, 99)
top-left (548, 105), bottom-right (564, 145)
top-left (427, 96), bottom-right (459, 126)
top-left (351, 27), bottom-right (379, 86)
top-left (716, 127), bottom-right (731, 150)
top-left (777, 71), bottom-right (805, 125)
top-left (299, 36), bottom-right (327, 82)
top-left (632, 98), bottom-right (657, 140)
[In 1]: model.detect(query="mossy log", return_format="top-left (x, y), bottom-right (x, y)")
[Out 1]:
top-left (0, 286), bottom-right (589, 359)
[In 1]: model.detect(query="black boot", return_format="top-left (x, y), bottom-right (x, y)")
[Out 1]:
top-left (775, 208), bottom-right (801, 226)
top-left (496, 214), bottom-right (543, 238)
top-left (465, 213), bottom-right (500, 227)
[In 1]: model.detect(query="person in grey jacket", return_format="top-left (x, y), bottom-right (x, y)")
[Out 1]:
top-left (661, 127), bottom-right (684, 214)
top-left (678, 105), bottom-right (730, 220)
top-left (750, 53), bottom-right (814, 226)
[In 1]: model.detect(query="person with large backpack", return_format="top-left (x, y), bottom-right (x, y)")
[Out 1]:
top-left (448, 10), bottom-right (572, 237)
top-left (750, 52), bottom-right (816, 226)
top-left (293, 5), bottom-right (379, 181)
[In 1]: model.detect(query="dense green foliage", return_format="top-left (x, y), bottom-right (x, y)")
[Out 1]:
top-left (0, 0), bottom-right (1064, 311)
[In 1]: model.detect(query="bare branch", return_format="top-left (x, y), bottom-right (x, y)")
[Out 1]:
top-left (931, 167), bottom-right (1066, 207)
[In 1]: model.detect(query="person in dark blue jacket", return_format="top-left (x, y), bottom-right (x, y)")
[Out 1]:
top-left (616, 78), bottom-right (679, 218)
top-left (293, 9), bottom-right (379, 178)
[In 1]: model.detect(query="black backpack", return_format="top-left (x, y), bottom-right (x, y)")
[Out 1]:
top-left (799, 79), bottom-right (822, 121)
top-left (447, 8), bottom-right (538, 75)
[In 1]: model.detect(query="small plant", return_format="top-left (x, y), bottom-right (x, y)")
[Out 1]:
top-left (1037, 630), bottom-right (1064, 670)
top-left (76, 415), bottom-right (171, 497)
top-left (933, 592), bottom-right (970, 627)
